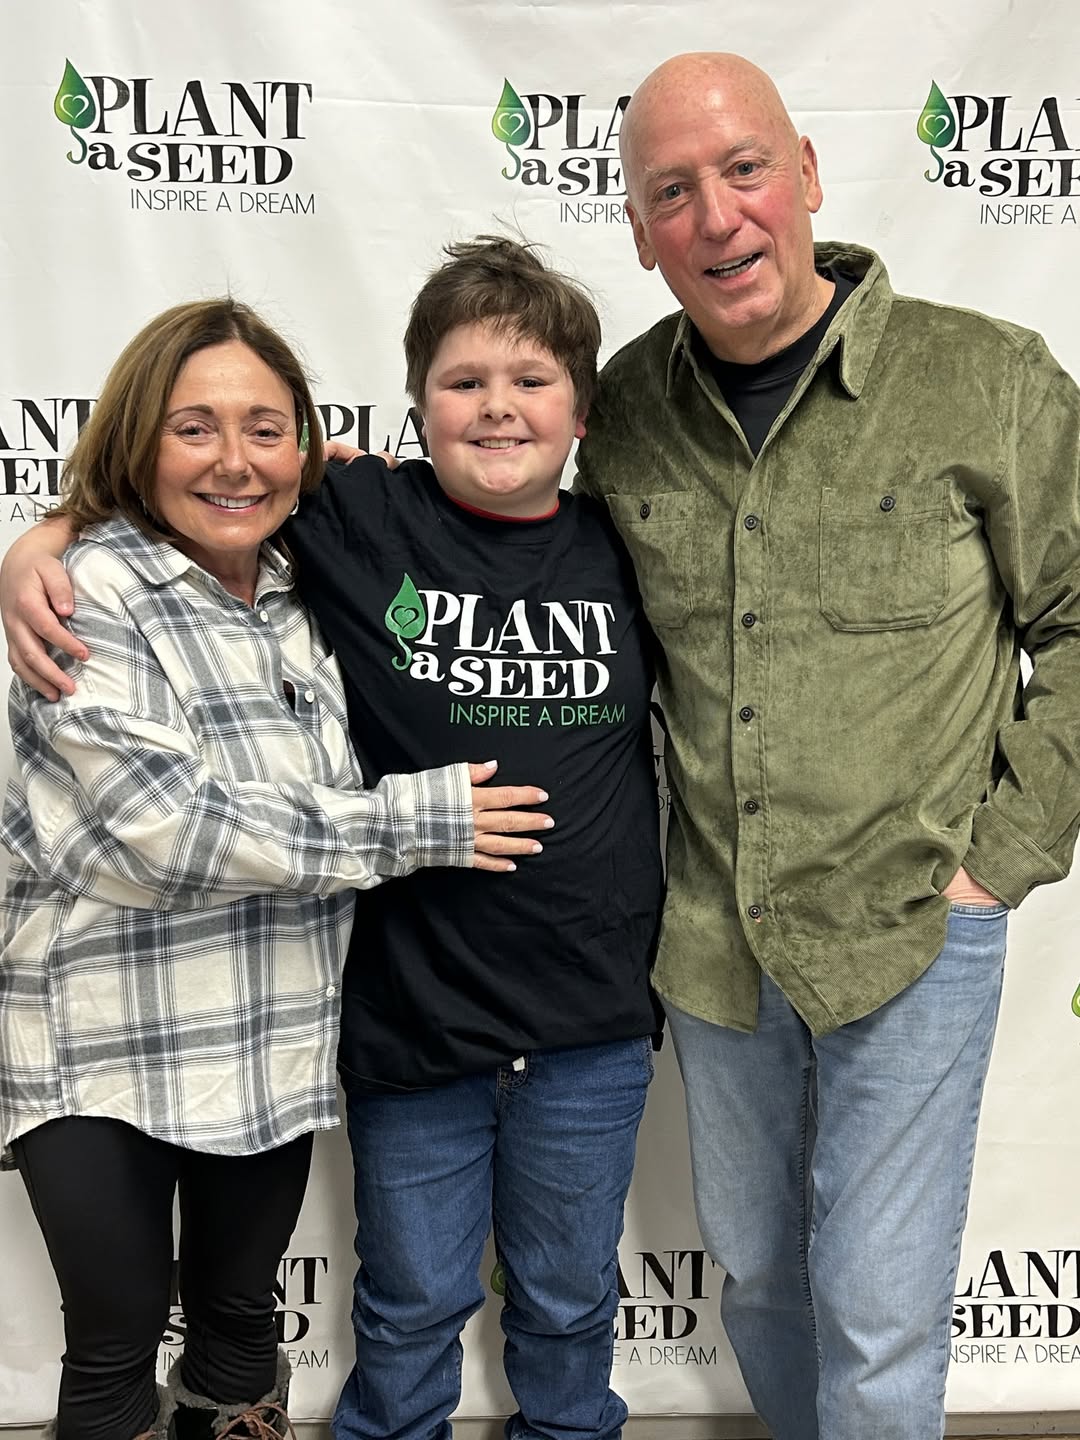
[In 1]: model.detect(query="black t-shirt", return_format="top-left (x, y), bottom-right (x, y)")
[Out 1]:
top-left (286, 458), bottom-right (663, 1090)
top-left (705, 266), bottom-right (857, 456)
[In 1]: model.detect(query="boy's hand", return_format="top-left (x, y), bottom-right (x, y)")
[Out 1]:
top-left (2, 524), bottom-right (84, 700)
top-left (324, 441), bottom-right (400, 469)
top-left (468, 761), bottom-right (553, 873)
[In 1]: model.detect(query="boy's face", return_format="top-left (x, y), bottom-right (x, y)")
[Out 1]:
top-left (422, 321), bottom-right (586, 518)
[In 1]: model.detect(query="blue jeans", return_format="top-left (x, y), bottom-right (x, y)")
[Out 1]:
top-left (332, 1037), bottom-right (653, 1440)
top-left (665, 903), bottom-right (1008, 1440)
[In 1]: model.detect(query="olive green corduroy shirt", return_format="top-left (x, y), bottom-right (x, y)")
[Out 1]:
top-left (576, 242), bottom-right (1080, 1035)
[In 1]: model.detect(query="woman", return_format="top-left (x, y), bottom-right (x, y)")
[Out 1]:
top-left (0, 299), bottom-right (549, 1440)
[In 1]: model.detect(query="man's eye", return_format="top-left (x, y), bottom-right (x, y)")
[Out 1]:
top-left (660, 183), bottom-right (683, 201)
top-left (734, 161), bottom-right (757, 177)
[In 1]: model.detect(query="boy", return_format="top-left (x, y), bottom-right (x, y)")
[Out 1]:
top-left (3, 238), bottom-right (663, 1440)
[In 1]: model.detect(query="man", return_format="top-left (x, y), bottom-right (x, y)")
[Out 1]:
top-left (575, 51), bottom-right (1080, 1440)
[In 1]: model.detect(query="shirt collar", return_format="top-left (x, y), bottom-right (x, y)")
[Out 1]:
top-left (82, 513), bottom-right (294, 599)
top-left (665, 242), bottom-right (892, 401)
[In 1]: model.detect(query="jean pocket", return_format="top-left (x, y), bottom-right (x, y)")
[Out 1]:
top-left (948, 901), bottom-right (1009, 918)
top-left (606, 492), bottom-right (695, 628)
top-left (819, 481), bottom-right (949, 631)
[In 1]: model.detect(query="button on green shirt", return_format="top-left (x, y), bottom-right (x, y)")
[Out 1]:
top-left (576, 242), bottom-right (1080, 1034)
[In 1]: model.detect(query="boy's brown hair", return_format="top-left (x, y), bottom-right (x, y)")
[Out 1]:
top-left (404, 236), bottom-right (601, 413)
top-left (58, 297), bottom-right (324, 537)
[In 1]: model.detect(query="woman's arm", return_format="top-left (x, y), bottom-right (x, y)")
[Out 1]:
top-left (3, 549), bottom-right (550, 906)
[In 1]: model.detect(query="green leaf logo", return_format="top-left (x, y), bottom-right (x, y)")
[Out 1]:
top-left (53, 59), bottom-right (97, 165)
top-left (916, 81), bottom-right (957, 183)
top-left (1072, 981), bottom-right (1080, 1019)
top-left (384, 572), bottom-right (427, 671)
top-left (491, 78), bottom-right (530, 180)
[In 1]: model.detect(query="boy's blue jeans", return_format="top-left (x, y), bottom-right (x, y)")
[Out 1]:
top-left (332, 1036), bottom-right (654, 1440)
top-left (665, 902), bottom-right (1008, 1440)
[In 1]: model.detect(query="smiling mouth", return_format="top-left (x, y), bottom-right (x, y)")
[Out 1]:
top-left (197, 494), bottom-right (268, 510)
top-left (473, 438), bottom-right (526, 449)
top-left (706, 253), bottom-right (762, 279)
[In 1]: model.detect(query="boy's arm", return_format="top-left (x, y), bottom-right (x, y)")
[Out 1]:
top-left (1, 515), bottom-right (84, 700)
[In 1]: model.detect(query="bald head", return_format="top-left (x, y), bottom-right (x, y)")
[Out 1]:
top-left (621, 54), bottom-right (799, 208)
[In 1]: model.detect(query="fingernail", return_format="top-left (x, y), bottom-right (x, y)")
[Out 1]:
top-left (531, 842), bottom-right (543, 853)
top-left (484, 759), bottom-right (497, 768)
top-left (537, 789), bottom-right (549, 801)
top-left (505, 862), bottom-right (517, 872)
top-left (543, 818), bottom-right (554, 829)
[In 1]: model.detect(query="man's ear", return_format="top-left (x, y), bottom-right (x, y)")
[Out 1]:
top-left (626, 200), bottom-right (656, 272)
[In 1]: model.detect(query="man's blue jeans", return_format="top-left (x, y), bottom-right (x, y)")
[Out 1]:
top-left (332, 1037), bottom-right (653, 1440)
top-left (665, 903), bottom-right (1008, 1440)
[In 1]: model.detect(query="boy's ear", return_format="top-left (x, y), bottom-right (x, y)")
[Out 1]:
top-left (574, 410), bottom-right (588, 441)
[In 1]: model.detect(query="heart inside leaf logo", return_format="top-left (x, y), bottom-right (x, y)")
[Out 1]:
top-left (384, 574), bottom-right (427, 671)
top-left (916, 80), bottom-right (957, 181)
top-left (53, 58), bottom-right (98, 164)
top-left (492, 78), bottom-right (531, 180)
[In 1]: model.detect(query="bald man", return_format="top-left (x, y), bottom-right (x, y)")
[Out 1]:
top-left (576, 52), bottom-right (1080, 1440)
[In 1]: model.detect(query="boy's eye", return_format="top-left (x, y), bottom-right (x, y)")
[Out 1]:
top-left (452, 379), bottom-right (481, 391)
top-left (519, 377), bottom-right (546, 388)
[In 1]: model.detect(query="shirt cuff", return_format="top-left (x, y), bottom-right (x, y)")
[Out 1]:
top-left (963, 803), bottom-right (1066, 910)
top-left (408, 762), bottom-right (475, 870)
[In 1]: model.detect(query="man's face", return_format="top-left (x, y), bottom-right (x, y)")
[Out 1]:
top-left (422, 322), bottom-right (585, 517)
top-left (624, 78), bottom-right (823, 360)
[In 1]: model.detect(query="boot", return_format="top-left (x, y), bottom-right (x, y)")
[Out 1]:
top-left (167, 1352), bottom-right (294, 1438)
top-left (41, 1382), bottom-right (174, 1440)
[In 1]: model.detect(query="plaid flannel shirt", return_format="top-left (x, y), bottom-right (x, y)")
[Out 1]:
top-left (0, 515), bottom-right (474, 1158)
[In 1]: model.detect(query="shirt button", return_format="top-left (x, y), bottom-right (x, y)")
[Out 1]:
top-left (743, 514), bottom-right (760, 530)
top-left (741, 611), bottom-right (757, 628)
top-left (304, 689), bottom-right (315, 703)
top-left (880, 495), bottom-right (896, 512)
top-left (739, 706), bottom-right (755, 723)
top-left (639, 501), bottom-right (651, 519)
top-left (743, 799), bottom-right (760, 814)
top-left (325, 984), bottom-right (336, 998)
top-left (259, 609), bottom-right (269, 622)
top-left (747, 904), bottom-right (764, 921)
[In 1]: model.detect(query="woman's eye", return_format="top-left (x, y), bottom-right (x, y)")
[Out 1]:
top-left (253, 427), bottom-right (284, 441)
top-left (175, 423), bottom-right (210, 438)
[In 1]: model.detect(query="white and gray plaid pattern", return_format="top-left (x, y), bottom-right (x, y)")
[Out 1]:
top-left (0, 516), bottom-right (473, 1159)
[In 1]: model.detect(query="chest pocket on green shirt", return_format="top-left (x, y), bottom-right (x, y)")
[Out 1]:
top-left (606, 492), bottom-right (695, 628)
top-left (819, 482), bottom-right (950, 631)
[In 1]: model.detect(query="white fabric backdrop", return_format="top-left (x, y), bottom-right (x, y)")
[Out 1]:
top-left (2, 0), bottom-right (1079, 1421)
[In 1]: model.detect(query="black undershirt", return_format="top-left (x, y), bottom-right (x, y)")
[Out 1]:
top-left (704, 266), bottom-right (857, 456)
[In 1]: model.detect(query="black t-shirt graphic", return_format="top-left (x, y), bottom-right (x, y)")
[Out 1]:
top-left (287, 458), bottom-right (663, 1090)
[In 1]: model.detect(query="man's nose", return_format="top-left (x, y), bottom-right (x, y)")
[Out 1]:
top-left (698, 175), bottom-right (738, 239)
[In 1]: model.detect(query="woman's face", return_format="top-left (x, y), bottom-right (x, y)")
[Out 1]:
top-left (153, 340), bottom-right (302, 585)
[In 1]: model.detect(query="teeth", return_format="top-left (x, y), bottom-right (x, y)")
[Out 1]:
top-left (201, 494), bottom-right (263, 509)
top-left (476, 438), bottom-right (522, 449)
top-left (708, 254), bottom-right (759, 278)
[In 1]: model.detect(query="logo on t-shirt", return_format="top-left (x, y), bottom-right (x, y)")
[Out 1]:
top-left (382, 571), bottom-right (626, 728)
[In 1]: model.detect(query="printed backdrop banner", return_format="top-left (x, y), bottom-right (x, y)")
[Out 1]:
top-left (2, 0), bottom-right (1079, 1423)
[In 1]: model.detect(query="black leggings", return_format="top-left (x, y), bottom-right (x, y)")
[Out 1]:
top-left (13, 1116), bottom-right (312, 1440)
